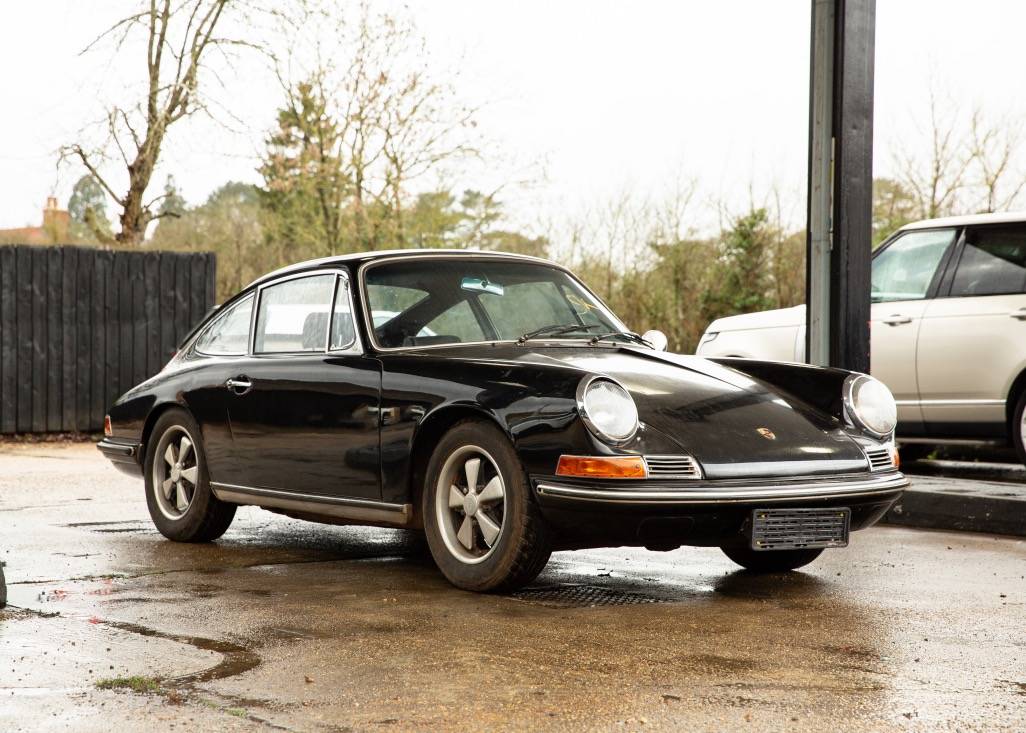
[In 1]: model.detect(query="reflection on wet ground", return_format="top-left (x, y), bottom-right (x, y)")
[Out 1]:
top-left (1, 443), bottom-right (1025, 731)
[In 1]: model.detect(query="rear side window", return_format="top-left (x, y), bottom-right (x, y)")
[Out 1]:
top-left (950, 226), bottom-right (1026, 296)
top-left (254, 274), bottom-right (336, 353)
top-left (194, 295), bottom-right (253, 356)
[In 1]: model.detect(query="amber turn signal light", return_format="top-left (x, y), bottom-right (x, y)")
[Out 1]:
top-left (556, 455), bottom-right (647, 479)
top-left (103, 415), bottom-right (112, 437)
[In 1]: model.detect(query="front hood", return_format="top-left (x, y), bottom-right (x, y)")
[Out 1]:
top-left (708, 304), bottom-right (804, 333)
top-left (450, 344), bottom-right (868, 479)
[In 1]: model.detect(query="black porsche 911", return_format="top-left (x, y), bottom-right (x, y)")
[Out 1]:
top-left (99, 250), bottom-right (907, 591)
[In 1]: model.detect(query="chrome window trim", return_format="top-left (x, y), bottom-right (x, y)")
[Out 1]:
top-left (193, 292), bottom-right (256, 358)
top-left (535, 472), bottom-right (908, 505)
top-left (356, 253), bottom-right (630, 353)
top-left (327, 274), bottom-right (362, 354)
top-left (236, 268), bottom-right (363, 357)
top-left (575, 374), bottom-right (640, 446)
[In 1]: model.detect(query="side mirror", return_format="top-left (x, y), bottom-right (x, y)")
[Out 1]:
top-left (642, 329), bottom-right (668, 352)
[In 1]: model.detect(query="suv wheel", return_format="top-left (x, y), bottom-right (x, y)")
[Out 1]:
top-left (1013, 391), bottom-right (1026, 468)
top-left (144, 409), bottom-right (236, 542)
top-left (423, 419), bottom-right (551, 592)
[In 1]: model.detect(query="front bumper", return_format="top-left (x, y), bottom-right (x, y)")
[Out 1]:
top-left (535, 471), bottom-right (908, 505)
top-left (531, 471), bottom-right (907, 550)
top-left (97, 438), bottom-right (143, 477)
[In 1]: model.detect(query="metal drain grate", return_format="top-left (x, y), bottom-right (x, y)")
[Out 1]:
top-left (510, 584), bottom-right (665, 608)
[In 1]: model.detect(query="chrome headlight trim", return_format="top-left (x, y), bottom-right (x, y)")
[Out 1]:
top-left (843, 374), bottom-right (897, 439)
top-left (576, 375), bottom-right (640, 445)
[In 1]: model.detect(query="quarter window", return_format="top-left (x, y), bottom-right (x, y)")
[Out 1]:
top-left (329, 279), bottom-right (357, 350)
top-left (871, 228), bottom-right (955, 302)
top-left (254, 274), bottom-right (336, 353)
top-left (194, 295), bottom-right (253, 356)
top-left (950, 226), bottom-right (1026, 296)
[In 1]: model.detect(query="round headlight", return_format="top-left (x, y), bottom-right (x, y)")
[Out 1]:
top-left (577, 377), bottom-right (639, 444)
top-left (844, 374), bottom-right (897, 437)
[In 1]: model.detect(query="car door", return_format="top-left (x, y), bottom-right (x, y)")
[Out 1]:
top-left (916, 223), bottom-right (1026, 436)
top-left (183, 293), bottom-right (256, 479)
top-left (222, 271), bottom-right (382, 500)
top-left (868, 227), bottom-right (958, 432)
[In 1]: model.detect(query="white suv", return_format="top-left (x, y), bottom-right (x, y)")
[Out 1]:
top-left (696, 213), bottom-right (1026, 465)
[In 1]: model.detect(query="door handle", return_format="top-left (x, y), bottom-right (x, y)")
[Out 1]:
top-left (225, 376), bottom-right (253, 395)
top-left (881, 314), bottom-right (912, 326)
top-left (1010, 308), bottom-right (1026, 320)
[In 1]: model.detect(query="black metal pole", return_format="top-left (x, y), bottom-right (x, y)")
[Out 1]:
top-left (829, 0), bottom-right (875, 373)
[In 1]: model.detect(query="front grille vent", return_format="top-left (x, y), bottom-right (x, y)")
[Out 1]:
top-left (751, 508), bottom-right (850, 550)
top-left (644, 455), bottom-right (702, 480)
top-left (864, 446), bottom-right (894, 471)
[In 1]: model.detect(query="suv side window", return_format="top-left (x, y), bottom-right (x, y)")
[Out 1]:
top-left (871, 228), bottom-right (955, 303)
top-left (950, 225), bottom-right (1026, 296)
top-left (194, 294), bottom-right (254, 356)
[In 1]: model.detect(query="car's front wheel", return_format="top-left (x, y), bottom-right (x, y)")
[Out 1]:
top-left (721, 546), bottom-right (823, 573)
top-left (422, 419), bottom-right (551, 592)
top-left (144, 409), bottom-right (236, 542)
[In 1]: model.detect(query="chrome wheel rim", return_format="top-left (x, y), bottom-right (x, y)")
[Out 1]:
top-left (435, 445), bottom-right (507, 564)
top-left (152, 425), bottom-right (200, 521)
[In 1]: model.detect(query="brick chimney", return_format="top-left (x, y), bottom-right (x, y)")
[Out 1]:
top-left (42, 196), bottom-right (70, 242)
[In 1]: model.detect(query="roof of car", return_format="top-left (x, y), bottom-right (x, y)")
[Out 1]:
top-left (247, 248), bottom-right (555, 289)
top-left (899, 211), bottom-right (1026, 231)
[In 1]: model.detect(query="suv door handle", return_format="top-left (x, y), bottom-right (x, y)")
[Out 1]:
top-left (881, 314), bottom-right (912, 326)
top-left (1010, 308), bottom-right (1026, 320)
top-left (225, 376), bottom-right (253, 395)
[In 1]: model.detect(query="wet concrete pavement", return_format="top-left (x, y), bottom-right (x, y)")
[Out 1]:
top-left (1, 443), bottom-right (1024, 731)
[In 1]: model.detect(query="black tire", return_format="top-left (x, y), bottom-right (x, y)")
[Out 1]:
top-left (1013, 391), bottom-right (1026, 469)
top-left (422, 419), bottom-right (551, 592)
top-left (897, 444), bottom-right (932, 463)
top-left (144, 408), bottom-right (236, 542)
top-left (721, 546), bottom-right (823, 573)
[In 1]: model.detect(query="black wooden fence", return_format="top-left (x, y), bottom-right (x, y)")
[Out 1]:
top-left (0, 245), bottom-right (216, 434)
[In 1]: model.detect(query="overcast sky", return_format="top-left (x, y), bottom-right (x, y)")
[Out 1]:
top-left (3, 1), bottom-right (1026, 237)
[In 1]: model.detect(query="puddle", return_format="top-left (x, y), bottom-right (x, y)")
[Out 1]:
top-left (102, 619), bottom-right (261, 686)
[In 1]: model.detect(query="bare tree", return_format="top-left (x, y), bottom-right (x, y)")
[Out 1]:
top-left (264, 2), bottom-right (480, 253)
top-left (969, 108), bottom-right (1026, 213)
top-left (895, 89), bottom-right (973, 219)
top-left (61, 0), bottom-right (248, 245)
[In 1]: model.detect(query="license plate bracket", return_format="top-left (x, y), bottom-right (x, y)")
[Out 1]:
top-left (750, 507), bottom-right (850, 551)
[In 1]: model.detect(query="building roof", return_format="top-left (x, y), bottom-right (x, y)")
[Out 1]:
top-left (900, 211), bottom-right (1026, 231)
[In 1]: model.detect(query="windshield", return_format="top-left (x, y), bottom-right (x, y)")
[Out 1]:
top-left (364, 258), bottom-right (627, 349)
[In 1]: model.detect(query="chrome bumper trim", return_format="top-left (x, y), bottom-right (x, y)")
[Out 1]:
top-left (97, 438), bottom-right (139, 459)
top-left (211, 482), bottom-right (413, 525)
top-left (535, 472), bottom-right (908, 505)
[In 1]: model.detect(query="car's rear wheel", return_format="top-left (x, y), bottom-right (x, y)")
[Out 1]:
top-left (721, 546), bottom-right (823, 573)
top-left (1013, 391), bottom-right (1026, 468)
top-left (422, 419), bottom-right (551, 592)
top-left (144, 409), bottom-right (236, 542)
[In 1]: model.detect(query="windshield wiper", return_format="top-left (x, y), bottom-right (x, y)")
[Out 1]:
top-left (589, 330), bottom-right (652, 347)
top-left (517, 323), bottom-right (601, 344)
